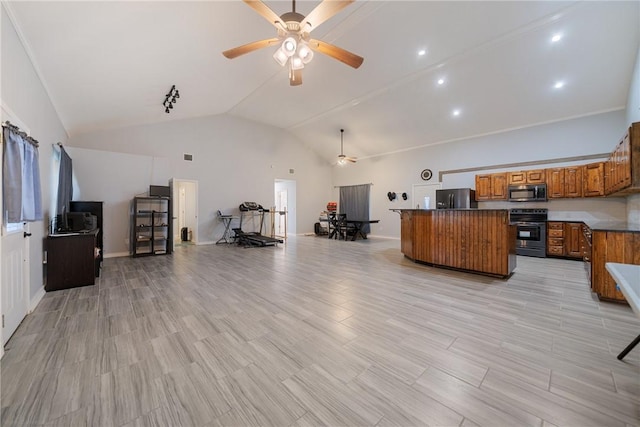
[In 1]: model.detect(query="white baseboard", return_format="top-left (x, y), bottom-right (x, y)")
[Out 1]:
top-left (29, 286), bottom-right (45, 313)
top-left (104, 251), bottom-right (129, 259)
top-left (196, 241), bottom-right (214, 246)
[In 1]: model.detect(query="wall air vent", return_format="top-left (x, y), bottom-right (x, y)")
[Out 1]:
top-left (184, 153), bottom-right (193, 161)
top-left (289, 169), bottom-right (294, 174)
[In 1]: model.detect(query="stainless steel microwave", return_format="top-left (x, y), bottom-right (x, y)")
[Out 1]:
top-left (508, 184), bottom-right (547, 202)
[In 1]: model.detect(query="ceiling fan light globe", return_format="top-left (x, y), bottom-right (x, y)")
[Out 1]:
top-left (273, 48), bottom-right (288, 66)
top-left (291, 56), bottom-right (304, 70)
top-left (298, 44), bottom-right (314, 64)
top-left (282, 37), bottom-right (297, 57)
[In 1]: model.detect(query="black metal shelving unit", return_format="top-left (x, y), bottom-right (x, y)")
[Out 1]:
top-left (131, 196), bottom-right (172, 257)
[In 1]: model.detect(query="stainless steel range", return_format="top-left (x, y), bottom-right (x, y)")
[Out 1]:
top-left (509, 208), bottom-right (548, 258)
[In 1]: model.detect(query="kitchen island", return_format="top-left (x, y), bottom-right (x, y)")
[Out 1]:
top-left (399, 209), bottom-right (516, 278)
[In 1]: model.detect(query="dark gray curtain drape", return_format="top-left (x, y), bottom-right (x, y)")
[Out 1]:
top-left (339, 184), bottom-right (371, 233)
top-left (2, 125), bottom-right (43, 222)
top-left (56, 146), bottom-right (73, 216)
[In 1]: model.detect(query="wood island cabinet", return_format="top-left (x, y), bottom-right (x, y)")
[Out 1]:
top-left (399, 209), bottom-right (516, 277)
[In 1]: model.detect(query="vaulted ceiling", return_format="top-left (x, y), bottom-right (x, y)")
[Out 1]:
top-left (5, 1), bottom-right (640, 164)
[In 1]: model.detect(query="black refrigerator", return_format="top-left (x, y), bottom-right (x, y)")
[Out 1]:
top-left (435, 188), bottom-right (478, 209)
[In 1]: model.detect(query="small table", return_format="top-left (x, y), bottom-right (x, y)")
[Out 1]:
top-left (216, 212), bottom-right (238, 244)
top-left (605, 262), bottom-right (640, 360)
top-left (343, 219), bottom-right (380, 241)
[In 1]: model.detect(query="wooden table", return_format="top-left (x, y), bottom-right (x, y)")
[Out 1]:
top-left (605, 262), bottom-right (640, 360)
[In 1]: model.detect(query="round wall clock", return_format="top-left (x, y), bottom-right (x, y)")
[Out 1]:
top-left (420, 169), bottom-right (433, 181)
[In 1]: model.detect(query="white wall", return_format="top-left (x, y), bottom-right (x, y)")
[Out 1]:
top-left (2, 6), bottom-right (68, 300)
top-left (68, 114), bottom-right (332, 254)
top-left (333, 110), bottom-right (629, 238)
top-left (626, 45), bottom-right (640, 225)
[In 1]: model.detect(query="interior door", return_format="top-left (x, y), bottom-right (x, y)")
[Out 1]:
top-left (1, 221), bottom-right (29, 345)
top-left (275, 190), bottom-right (287, 236)
top-left (1, 106), bottom-right (31, 346)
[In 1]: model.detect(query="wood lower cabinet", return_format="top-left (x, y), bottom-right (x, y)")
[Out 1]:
top-left (591, 230), bottom-right (640, 302)
top-left (565, 222), bottom-right (584, 258)
top-left (583, 162), bottom-right (605, 197)
top-left (547, 222), bottom-right (565, 256)
top-left (547, 221), bottom-right (584, 259)
top-left (399, 209), bottom-right (516, 277)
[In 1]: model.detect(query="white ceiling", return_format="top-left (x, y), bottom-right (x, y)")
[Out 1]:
top-left (5, 1), bottom-right (640, 164)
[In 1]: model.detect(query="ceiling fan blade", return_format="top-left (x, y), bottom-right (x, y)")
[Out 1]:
top-left (300, 0), bottom-right (354, 32)
top-left (223, 38), bottom-right (280, 59)
top-left (290, 69), bottom-right (303, 86)
top-left (242, 0), bottom-right (284, 29)
top-left (346, 157), bottom-right (357, 163)
top-left (309, 39), bottom-right (363, 69)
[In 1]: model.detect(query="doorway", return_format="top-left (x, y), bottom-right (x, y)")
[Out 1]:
top-left (412, 183), bottom-right (442, 209)
top-left (274, 179), bottom-right (296, 236)
top-left (169, 179), bottom-right (198, 249)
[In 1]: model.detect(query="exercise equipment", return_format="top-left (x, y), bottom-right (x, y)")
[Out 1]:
top-left (234, 202), bottom-right (283, 247)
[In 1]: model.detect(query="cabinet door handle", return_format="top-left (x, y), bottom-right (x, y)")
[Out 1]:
top-left (24, 232), bottom-right (32, 238)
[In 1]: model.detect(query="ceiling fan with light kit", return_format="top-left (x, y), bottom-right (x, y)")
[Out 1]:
top-left (337, 128), bottom-right (356, 164)
top-left (222, 0), bottom-right (364, 86)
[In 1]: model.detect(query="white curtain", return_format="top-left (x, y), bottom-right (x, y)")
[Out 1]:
top-left (2, 125), bottom-right (43, 222)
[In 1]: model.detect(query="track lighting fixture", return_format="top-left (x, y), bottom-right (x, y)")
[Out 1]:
top-left (163, 85), bottom-right (179, 114)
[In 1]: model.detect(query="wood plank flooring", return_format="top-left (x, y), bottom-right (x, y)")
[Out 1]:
top-left (2, 236), bottom-right (639, 426)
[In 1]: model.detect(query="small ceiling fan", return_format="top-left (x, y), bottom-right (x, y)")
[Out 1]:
top-left (223, 0), bottom-right (364, 86)
top-left (337, 129), bottom-right (356, 164)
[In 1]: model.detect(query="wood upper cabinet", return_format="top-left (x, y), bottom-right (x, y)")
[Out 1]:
top-left (605, 130), bottom-right (632, 195)
top-left (475, 175), bottom-right (492, 200)
top-left (583, 162), bottom-right (605, 197)
top-left (491, 173), bottom-right (508, 200)
top-left (508, 171), bottom-right (527, 185)
top-left (526, 169), bottom-right (546, 184)
top-left (475, 173), bottom-right (507, 200)
top-left (508, 169), bottom-right (545, 185)
top-left (591, 230), bottom-right (640, 302)
top-left (546, 168), bottom-right (565, 198)
top-left (565, 166), bottom-right (584, 197)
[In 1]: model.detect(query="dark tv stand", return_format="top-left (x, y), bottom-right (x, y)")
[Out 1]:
top-left (70, 201), bottom-right (103, 276)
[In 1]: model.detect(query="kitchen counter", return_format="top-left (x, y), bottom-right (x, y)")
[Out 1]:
top-left (583, 221), bottom-right (640, 232)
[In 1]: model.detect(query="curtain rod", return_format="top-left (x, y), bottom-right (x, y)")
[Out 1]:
top-left (334, 183), bottom-right (373, 188)
top-left (2, 121), bottom-right (39, 147)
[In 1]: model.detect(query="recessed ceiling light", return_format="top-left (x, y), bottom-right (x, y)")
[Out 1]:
top-left (554, 81), bottom-right (565, 89)
top-left (437, 78), bottom-right (445, 85)
top-left (551, 33), bottom-right (563, 43)
top-left (418, 49), bottom-right (427, 56)
top-left (452, 109), bottom-right (461, 117)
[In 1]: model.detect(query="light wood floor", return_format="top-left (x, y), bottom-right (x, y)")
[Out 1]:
top-left (2, 236), bottom-right (639, 426)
